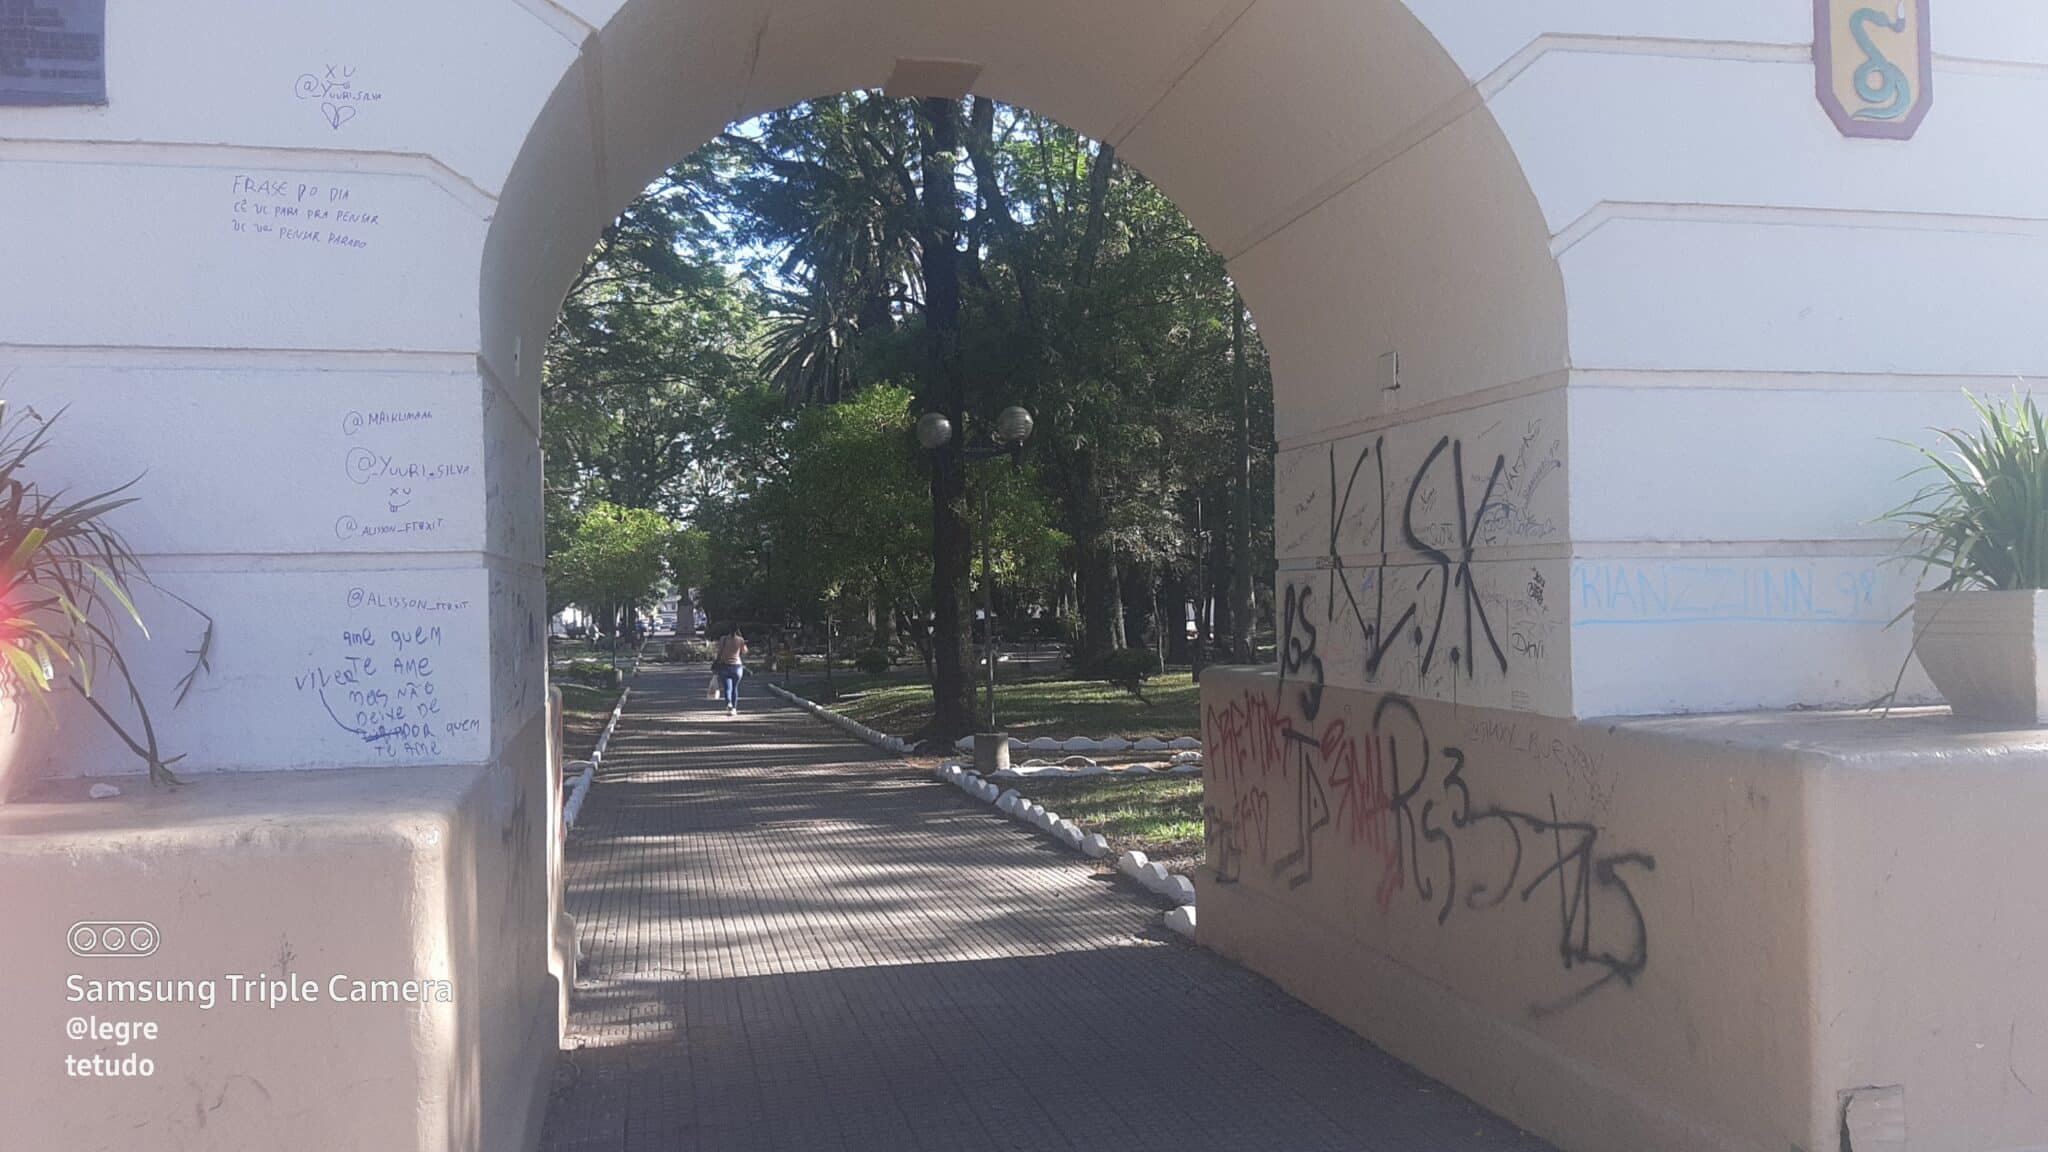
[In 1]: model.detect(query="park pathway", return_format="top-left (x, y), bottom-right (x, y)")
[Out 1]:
top-left (539, 662), bottom-right (1552, 1152)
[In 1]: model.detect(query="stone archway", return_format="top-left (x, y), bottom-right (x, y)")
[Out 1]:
top-left (6, 3), bottom-right (2048, 1150)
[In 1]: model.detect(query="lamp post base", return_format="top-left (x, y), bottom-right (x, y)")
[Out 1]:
top-left (973, 733), bottom-right (1011, 775)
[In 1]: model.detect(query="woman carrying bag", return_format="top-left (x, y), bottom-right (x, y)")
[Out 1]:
top-left (711, 627), bottom-right (748, 716)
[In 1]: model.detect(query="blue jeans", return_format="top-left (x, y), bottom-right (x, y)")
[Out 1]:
top-left (716, 664), bottom-right (743, 707)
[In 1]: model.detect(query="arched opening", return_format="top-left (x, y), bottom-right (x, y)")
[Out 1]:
top-left (539, 92), bottom-right (1290, 742)
top-left (489, 4), bottom-right (1579, 1148)
top-left (484, 0), bottom-right (1570, 720)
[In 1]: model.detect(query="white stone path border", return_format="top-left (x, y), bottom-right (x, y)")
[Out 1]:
top-left (764, 678), bottom-right (1203, 940)
top-left (563, 640), bottom-right (647, 834)
top-left (959, 733), bottom-right (1203, 756)
top-left (989, 754), bottom-right (1202, 780)
top-left (931, 760), bottom-right (1199, 941)
top-left (763, 682), bottom-right (918, 755)
top-left (763, 683), bottom-right (1205, 777)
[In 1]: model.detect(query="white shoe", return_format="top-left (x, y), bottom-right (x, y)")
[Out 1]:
top-left (728, 706), bottom-right (737, 716)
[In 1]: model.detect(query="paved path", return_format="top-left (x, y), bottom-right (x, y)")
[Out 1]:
top-left (540, 663), bottom-right (1552, 1152)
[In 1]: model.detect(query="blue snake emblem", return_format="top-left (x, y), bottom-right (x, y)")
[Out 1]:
top-left (1847, 5), bottom-right (1913, 121)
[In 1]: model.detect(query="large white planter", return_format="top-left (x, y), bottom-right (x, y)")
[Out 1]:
top-left (1913, 590), bottom-right (2048, 724)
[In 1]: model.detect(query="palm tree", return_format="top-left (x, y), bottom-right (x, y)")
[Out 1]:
top-left (726, 93), bottom-right (925, 404)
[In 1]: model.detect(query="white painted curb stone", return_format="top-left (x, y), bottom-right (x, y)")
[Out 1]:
top-left (930, 754), bottom-right (1201, 924)
top-left (767, 682), bottom-right (923, 757)
top-left (961, 733), bottom-right (1198, 755)
top-left (1140, 862), bottom-right (1173, 892)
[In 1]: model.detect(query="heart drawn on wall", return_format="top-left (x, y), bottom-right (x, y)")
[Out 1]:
top-left (322, 102), bottom-right (356, 130)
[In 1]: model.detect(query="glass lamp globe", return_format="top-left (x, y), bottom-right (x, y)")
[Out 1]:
top-left (915, 412), bottom-right (954, 450)
top-left (995, 406), bottom-right (1035, 445)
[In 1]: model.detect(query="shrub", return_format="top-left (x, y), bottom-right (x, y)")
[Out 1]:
top-left (664, 638), bottom-right (717, 664)
top-left (1093, 647), bottom-right (1162, 702)
top-left (556, 659), bottom-right (623, 691)
top-left (854, 647), bottom-right (892, 674)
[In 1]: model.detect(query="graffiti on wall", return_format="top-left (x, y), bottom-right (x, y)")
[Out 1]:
top-left (1203, 684), bottom-right (1655, 1016)
top-left (1571, 559), bottom-right (1890, 628)
top-left (1276, 400), bottom-right (1566, 713)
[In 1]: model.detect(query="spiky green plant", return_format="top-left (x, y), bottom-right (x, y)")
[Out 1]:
top-left (0, 401), bottom-right (211, 785)
top-left (1886, 391), bottom-right (2048, 593)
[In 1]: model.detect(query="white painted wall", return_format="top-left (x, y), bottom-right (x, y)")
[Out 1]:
top-left (1, 7), bottom-right (2041, 740)
top-left (7, 2), bottom-right (2048, 1148)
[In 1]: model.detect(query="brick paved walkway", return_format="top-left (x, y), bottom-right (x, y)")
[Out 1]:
top-left (540, 663), bottom-right (1552, 1152)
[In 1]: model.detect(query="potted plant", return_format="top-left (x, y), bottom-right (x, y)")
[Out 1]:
top-left (0, 401), bottom-right (211, 791)
top-left (1888, 391), bottom-right (2048, 724)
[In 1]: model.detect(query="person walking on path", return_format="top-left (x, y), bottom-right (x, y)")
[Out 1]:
top-left (713, 627), bottom-right (749, 715)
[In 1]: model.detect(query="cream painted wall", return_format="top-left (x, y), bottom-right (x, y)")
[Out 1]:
top-left (1200, 666), bottom-right (2048, 1152)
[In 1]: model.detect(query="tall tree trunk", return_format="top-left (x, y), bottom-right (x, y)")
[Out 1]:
top-left (1068, 447), bottom-right (1121, 668)
top-left (872, 594), bottom-right (895, 650)
top-left (1162, 570), bottom-right (1191, 666)
top-left (824, 612), bottom-right (836, 700)
top-left (966, 97), bottom-right (1041, 336)
top-left (1209, 513), bottom-right (1236, 654)
top-left (1076, 538), bottom-right (1118, 670)
top-left (1122, 561), bottom-right (1154, 658)
top-left (1191, 494), bottom-right (1212, 675)
top-left (1107, 556), bottom-right (1128, 650)
top-left (917, 96), bottom-right (977, 739)
top-left (1074, 141), bottom-right (1117, 291)
top-left (1229, 292), bottom-right (1256, 664)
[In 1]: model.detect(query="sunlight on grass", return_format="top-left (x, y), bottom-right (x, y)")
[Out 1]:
top-left (1012, 776), bottom-right (1205, 863)
top-left (557, 681), bottom-right (616, 760)
top-left (786, 671), bottom-right (1201, 738)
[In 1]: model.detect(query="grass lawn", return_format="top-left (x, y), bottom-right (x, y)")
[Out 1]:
top-left (1008, 775), bottom-right (1207, 876)
top-left (783, 669), bottom-right (1202, 739)
top-left (557, 681), bottom-right (616, 761)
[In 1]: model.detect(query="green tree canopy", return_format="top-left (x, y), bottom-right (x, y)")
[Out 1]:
top-left (549, 502), bottom-right (677, 629)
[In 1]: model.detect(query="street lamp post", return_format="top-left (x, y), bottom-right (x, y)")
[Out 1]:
top-left (917, 406), bottom-right (1034, 736)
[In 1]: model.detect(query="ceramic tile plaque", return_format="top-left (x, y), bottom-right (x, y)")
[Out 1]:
top-left (1816, 0), bottom-right (1933, 139)
top-left (0, 0), bottom-right (105, 105)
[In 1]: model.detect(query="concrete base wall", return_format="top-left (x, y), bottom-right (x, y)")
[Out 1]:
top-left (0, 742), bottom-right (558, 1151)
top-left (1199, 666), bottom-right (2048, 1152)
